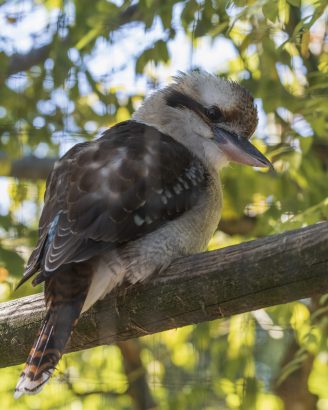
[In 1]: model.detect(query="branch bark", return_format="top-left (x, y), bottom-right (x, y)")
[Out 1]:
top-left (0, 222), bottom-right (327, 369)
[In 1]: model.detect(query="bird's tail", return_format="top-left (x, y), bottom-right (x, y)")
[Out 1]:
top-left (14, 300), bottom-right (82, 398)
top-left (14, 268), bottom-right (91, 398)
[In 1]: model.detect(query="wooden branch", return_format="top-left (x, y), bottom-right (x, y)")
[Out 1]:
top-left (0, 222), bottom-right (327, 369)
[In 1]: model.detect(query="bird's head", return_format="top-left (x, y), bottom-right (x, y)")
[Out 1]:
top-left (133, 70), bottom-right (272, 170)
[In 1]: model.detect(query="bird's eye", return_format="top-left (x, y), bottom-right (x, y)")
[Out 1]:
top-left (206, 106), bottom-right (224, 123)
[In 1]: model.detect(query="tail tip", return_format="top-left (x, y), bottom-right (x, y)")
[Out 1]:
top-left (14, 369), bottom-right (53, 399)
top-left (13, 389), bottom-right (23, 400)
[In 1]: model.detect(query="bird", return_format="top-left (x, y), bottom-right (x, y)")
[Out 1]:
top-left (14, 70), bottom-right (272, 398)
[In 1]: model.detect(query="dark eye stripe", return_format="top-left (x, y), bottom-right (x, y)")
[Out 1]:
top-left (165, 90), bottom-right (224, 124)
top-left (165, 90), bottom-right (205, 113)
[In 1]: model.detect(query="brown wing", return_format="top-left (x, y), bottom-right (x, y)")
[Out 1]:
top-left (19, 120), bottom-right (210, 286)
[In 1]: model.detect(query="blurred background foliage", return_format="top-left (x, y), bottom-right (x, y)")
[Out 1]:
top-left (0, 0), bottom-right (327, 409)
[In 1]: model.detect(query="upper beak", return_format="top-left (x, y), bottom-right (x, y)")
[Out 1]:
top-left (213, 125), bottom-right (273, 169)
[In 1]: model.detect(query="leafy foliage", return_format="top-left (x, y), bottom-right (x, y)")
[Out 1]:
top-left (0, 0), bottom-right (327, 409)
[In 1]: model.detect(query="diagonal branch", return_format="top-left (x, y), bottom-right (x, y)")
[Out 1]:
top-left (6, 4), bottom-right (141, 76)
top-left (7, 44), bottom-right (52, 76)
top-left (0, 222), bottom-right (327, 369)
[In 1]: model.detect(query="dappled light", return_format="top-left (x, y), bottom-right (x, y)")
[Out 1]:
top-left (0, 0), bottom-right (327, 409)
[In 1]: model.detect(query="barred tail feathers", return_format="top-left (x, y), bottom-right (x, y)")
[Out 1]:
top-left (14, 311), bottom-right (56, 398)
top-left (15, 264), bottom-right (92, 399)
top-left (14, 300), bottom-right (82, 398)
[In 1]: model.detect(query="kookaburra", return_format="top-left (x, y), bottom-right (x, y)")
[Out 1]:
top-left (15, 70), bottom-right (271, 397)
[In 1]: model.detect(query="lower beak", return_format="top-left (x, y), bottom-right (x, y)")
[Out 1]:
top-left (213, 125), bottom-right (273, 169)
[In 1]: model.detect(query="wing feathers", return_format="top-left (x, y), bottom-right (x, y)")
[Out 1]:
top-left (23, 121), bottom-right (210, 282)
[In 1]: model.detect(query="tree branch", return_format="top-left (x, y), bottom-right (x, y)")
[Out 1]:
top-left (7, 44), bottom-right (52, 76)
top-left (117, 340), bottom-right (157, 410)
top-left (6, 4), bottom-right (141, 76)
top-left (0, 152), bottom-right (56, 180)
top-left (0, 222), bottom-right (327, 369)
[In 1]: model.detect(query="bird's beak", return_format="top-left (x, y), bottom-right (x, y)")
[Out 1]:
top-left (212, 125), bottom-right (273, 168)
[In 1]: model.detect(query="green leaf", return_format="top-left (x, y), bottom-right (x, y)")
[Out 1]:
top-left (262, 1), bottom-right (278, 22)
top-left (286, 0), bottom-right (301, 6)
top-left (0, 246), bottom-right (24, 278)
